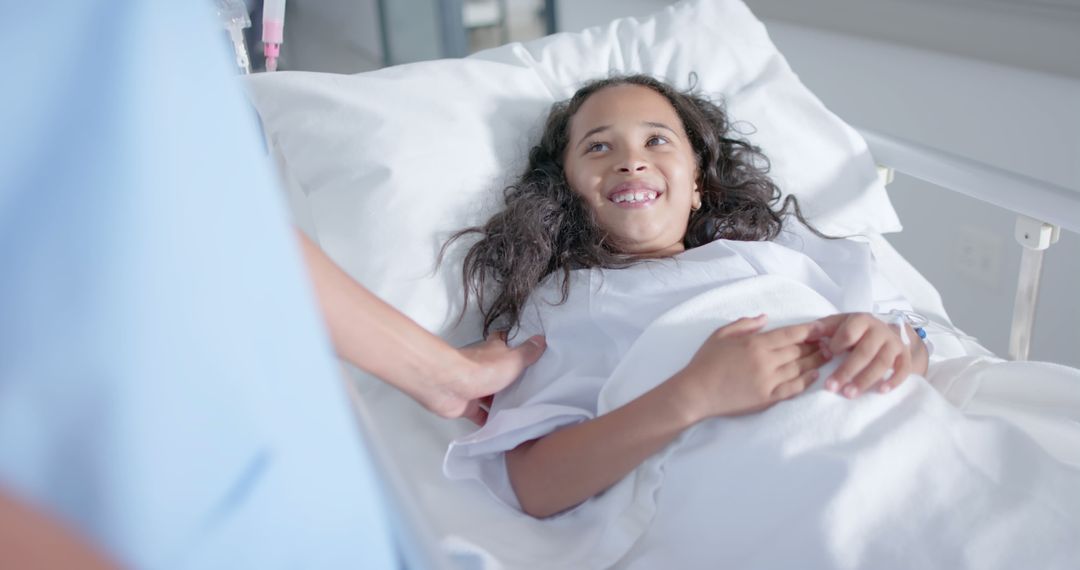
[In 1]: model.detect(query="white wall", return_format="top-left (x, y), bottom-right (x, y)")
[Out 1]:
top-left (760, 22), bottom-right (1080, 367)
top-left (746, 0), bottom-right (1080, 80)
top-left (746, 0), bottom-right (1080, 365)
top-left (557, 1), bottom-right (1080, 366)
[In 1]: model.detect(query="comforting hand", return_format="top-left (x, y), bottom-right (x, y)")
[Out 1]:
top-left (672, 315), bottom-right (829, 421)
top-left (815, 312), bottom-right (929, 398)
top-left (452, 332), bottom-right (546, 424)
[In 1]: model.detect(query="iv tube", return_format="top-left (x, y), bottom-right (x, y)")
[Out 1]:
top-left (215, 0), bottom-right (252, 74)
top-left (262, 0), bottom-right (287, 72)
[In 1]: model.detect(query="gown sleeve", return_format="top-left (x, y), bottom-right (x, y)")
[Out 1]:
top-left (444, 273), bottom-right (619, 510)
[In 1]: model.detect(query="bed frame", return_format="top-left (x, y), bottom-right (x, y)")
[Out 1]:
top-left (858, 127), bottom-right (1079, 361)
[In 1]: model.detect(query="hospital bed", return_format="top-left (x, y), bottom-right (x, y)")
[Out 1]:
top-left (242, 0), bottom-right (1080, 567)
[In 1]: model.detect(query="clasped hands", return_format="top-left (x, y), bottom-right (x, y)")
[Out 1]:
top-left (446, 312), bottom-right (927, 426)
top-left (672, 312), bottom-right (930, 422)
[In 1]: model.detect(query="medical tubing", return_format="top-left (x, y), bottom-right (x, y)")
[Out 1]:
top-left (262, 0), bottom-right (287, 71)
top-left (877, 309), bottom-right (986, 358)
top-left (892, 312), bottom-right (912, 346)
top-left (214, 0), bottom-right (252, 74)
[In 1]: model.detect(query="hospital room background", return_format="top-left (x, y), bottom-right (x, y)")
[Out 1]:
top-left (238, 0), bottom-right (1079, 368)
top-left (7, 2), bottom-right (1080, 568)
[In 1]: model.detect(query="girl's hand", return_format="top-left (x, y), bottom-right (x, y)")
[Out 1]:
top-left (815, 312), bottom-right (928, 398)
top-left (672, 315), bottom-right (829, 422)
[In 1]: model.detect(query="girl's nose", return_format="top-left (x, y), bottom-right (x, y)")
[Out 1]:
top-left (616, 152), bottom-right (649, 173)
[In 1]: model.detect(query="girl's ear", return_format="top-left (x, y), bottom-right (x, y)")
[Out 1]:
top-left (692, 169), bottom-right (703, 209)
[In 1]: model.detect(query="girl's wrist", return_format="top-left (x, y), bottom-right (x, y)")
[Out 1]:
top-left (909, 327), bottom-right (930, 376)
top-left (877, 310), bottom-right (931, 376)
top-left (665, 368), bottom-right (711, 428)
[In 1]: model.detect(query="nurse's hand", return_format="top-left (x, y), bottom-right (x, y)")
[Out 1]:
top-left (296, 229), bottom-right (545, 424)
top-left (450, 332), bottom-right (547, 425)
top-left (0, 489), bottom-right (119, 570)
top-left (815, 312), bottom-right (929, 398)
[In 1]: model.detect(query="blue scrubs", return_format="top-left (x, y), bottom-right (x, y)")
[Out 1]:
top-left (0, 2), bottom-right (397, 568)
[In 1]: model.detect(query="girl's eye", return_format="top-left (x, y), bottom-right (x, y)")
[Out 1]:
top-left (586, 141), bottom-right (610, 153)
top-left (646, 135), bottom-right (669, 147)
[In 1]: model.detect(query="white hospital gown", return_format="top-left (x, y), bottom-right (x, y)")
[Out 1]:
top-left (445, 227), bottom-right (908, 509)
top-left (445, 227), bottom-right (1080, 570)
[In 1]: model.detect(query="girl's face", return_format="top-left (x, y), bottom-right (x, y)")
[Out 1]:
top-left (563, 84), bottom-right (701, 258)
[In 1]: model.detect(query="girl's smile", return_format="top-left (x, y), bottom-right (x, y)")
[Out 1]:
top-left (607, 182), bottom-right (663, 207)
top-left (562, 84), bottom-right (701, 258)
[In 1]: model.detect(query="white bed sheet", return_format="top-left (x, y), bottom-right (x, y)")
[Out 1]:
top-left (343, 237), bottom-right (1080, 569)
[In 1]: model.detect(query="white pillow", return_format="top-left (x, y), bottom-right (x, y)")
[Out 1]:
top-left (245, 0), bottom-right (901, 341)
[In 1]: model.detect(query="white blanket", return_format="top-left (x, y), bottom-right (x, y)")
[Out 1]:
top-left (486, 275), bottom-right (1080, 569)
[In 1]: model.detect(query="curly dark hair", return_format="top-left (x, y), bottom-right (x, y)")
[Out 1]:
top-left (449, 74), bottom-right (823, 336)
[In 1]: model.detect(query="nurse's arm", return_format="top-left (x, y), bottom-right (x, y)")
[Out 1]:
top-left (0, 488), bottom-right (118, 570)
top-left (296, 230), bottom-right (546, 421)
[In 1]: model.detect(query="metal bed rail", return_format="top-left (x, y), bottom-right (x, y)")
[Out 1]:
top-left (857, 126), bottom-right (1079, 361)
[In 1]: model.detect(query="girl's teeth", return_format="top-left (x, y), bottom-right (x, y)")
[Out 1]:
top-left (614, 190), bottom-right (658, 203)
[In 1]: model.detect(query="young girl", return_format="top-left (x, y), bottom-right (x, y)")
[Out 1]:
top-left (444, 76), bottom-right (1077, 568)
